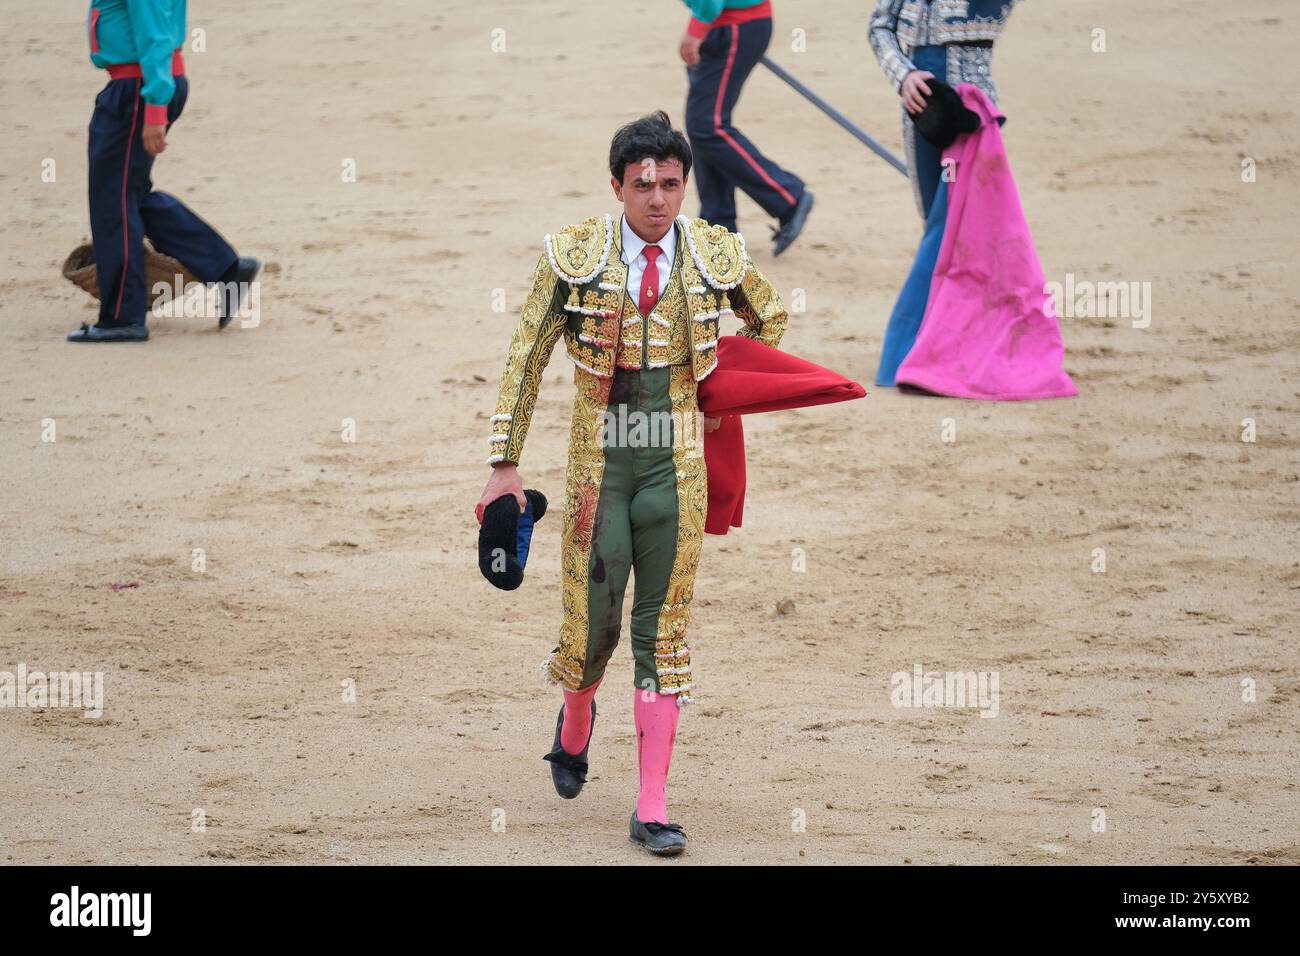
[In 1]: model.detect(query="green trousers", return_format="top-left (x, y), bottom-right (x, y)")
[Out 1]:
top-left (580, 365), bottom-right (681, 691)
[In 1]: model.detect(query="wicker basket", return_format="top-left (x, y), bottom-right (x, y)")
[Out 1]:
top-left (62, 242), bottom-right (201, 301)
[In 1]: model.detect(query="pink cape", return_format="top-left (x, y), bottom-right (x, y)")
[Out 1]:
top-left (895, 85), bottom-right (1077, 400)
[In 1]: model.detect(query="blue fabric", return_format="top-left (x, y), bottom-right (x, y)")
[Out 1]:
top-left (875, 178), bottom-right (948, 386)
top-left (875, 43), bottom-right (951, 384)
top-left (909, 44), bottom-right (949, 218)
top-left (515, 497), bottom-right (536, 567)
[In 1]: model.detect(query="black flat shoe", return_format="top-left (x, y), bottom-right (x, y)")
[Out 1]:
top-left (629, 811), bottom-right (688, 857)
top-left (541, 699), bottom-right (596, 799)
top-left (67, 323), bottom-right (149, 343)
top-left (217, 256), bottom-right (262, 329)
top-left (772, 190), bottom-right (814, 257)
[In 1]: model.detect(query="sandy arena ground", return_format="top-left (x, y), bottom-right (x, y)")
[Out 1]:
top-left (1, 0), bottom-right (1297, 864)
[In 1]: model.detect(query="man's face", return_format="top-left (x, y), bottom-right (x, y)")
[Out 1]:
top-left (611, 157), bottom-right (687, 242)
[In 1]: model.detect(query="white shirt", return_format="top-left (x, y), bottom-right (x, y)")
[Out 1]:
top-left (620, 215), bottom-right (677, 310)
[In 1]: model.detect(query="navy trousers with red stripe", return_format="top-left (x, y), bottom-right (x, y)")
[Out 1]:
top-left (684, 17), bottom-right (805, 233)
top-left (88, 75), bottom-right (237, 328)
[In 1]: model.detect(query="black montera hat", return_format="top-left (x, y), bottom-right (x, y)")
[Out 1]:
top-left (912, 79), bottom-right (982, 150)
top-left (478, 489), bottom-right (548, 591)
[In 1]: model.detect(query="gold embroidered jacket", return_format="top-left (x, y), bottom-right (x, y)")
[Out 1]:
top-left (486, 213), bottom-right (788, 465)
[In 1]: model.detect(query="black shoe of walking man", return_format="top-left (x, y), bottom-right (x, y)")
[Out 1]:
top-left (772, 190), bottom-right (815, 256)
top-left (542, 699), bottom-right (596, 799)
top-left (216, 256), bottom-right (263, 330)
top-left (67, 323), bottom-right (149, 343)
top-left (629, 812), bottom-right (688, 857)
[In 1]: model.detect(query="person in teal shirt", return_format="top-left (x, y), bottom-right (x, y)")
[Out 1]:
top-left (72, 1), bottom-right (259, 342)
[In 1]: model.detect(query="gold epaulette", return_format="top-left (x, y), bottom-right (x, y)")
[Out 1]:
top-left (679, 216), bottom-right (748, 292)
top-left (543, 213), bottom-right (615, 288)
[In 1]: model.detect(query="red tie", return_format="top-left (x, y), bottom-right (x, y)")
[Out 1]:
top-left (638, 245), bottom-right (661, 316)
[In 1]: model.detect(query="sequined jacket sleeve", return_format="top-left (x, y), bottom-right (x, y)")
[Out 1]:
top-left (486, 253), bottom-right (567, 466)
top-left (869, 0), bottom-right (918, 94)
top-left (733, 260), bottom-right (788, 350)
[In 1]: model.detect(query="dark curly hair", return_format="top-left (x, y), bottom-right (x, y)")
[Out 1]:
top-left (608, 110), bottom-right (693, 183)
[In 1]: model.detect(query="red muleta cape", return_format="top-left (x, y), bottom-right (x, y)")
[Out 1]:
top-left (697, 335), bottom-right (866, 535)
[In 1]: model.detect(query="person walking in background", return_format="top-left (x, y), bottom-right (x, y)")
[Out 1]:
top-left (867, 0), bottom-right (1075, 401)
top-left (71, 0), bottom-right (259, 343)
top-left (679, 0), bottom-right (814, 256)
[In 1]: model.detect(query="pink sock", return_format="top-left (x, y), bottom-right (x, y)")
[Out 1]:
top-left (560, 677), bottom-right (602, 755)
top-left (634, 688), bottom-right (681, 825)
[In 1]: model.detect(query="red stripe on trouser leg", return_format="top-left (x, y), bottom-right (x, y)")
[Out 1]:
top-left (111, 80), bottom-right (142, 323)
top-left (560, 676), bottom-right (602, 755)
top-left (714, 24), bottom-right (797, 208)
top-left (634, 687), bottom-right (681, 825)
